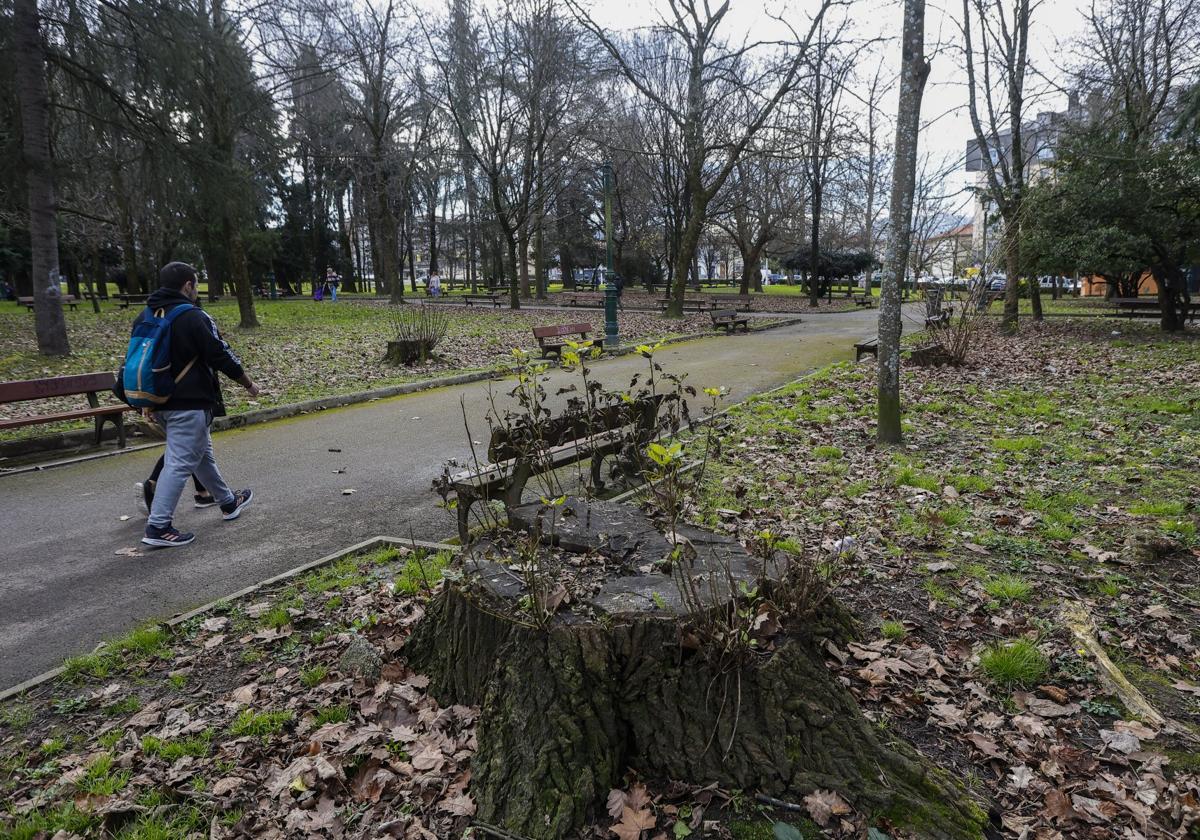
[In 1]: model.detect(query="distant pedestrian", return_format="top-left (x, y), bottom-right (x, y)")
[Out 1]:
top-left (428, 272), bottom-right (442, 297)
top-left (0, 280), bottom-right (14, 301)
top-left (122, 262), bottom-right (258, 548)
top-left (325, 267), bottom-right (340, 302)
top-left (613, 273), bottom-right (625, 309)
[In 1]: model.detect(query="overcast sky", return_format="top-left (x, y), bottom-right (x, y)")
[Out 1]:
top-left (581, 0), bottom-right (1093, 219)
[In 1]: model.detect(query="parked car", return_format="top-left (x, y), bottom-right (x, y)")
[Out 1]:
top-left (988, 276), bottom-right (1007, 292)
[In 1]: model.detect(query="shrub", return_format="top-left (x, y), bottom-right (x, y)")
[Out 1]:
top-left (386, 306), bottom-right (449, 365)
top-left (979, 639), bottom-right (1048, 687)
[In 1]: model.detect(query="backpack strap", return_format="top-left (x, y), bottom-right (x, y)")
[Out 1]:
top-left (164, 303), bottom-right (198, 383)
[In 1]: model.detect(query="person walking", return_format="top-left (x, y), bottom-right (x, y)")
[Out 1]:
top-left (428, 271), bottom-right (442, 298)
top-left (325, 267), bottom-right (340, 302)
top-left (129, 262), bottom-right (258, 547)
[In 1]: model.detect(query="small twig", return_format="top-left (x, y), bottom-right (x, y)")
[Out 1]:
top-left (755, 792), bottom-right (808, 813)
top-left (471, 820), bottom-right (536, 840)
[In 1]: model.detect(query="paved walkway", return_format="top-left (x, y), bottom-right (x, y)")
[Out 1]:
top-left (0, 308), bottom-right (892, 689)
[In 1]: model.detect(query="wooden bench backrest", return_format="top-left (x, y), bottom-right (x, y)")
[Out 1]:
top-left (489, 394), bottom-right (665, 461)
top-left (17, 297), bottom-right (33, 305)
top-left (713, 295), bottom-right (750, 302)
top-left (0, 371), bottom-right (116, 403)
top-left (711, 309), bottom-right (737, 319)
top-left (532, 323), bottom-right (591, 339)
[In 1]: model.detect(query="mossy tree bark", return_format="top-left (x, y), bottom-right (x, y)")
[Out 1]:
top-left (405, 583), bottom-right (988, 840)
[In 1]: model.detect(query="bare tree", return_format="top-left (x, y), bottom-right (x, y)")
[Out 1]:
top-left (569, 0), bottom-right (838, 317)
top-left (961, 0), bottom-right (1038, 331)
top-left (877, 0), bottom-right (930, 443)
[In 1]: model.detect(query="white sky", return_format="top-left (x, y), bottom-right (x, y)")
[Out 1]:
top-left (583, 0), bottom-right (1093, 218)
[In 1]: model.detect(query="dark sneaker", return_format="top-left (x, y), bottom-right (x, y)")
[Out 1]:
top-left (221, 488), bottom-right (253, 521)
top-left (135, 481), bottom-right (151, 515)
top-left (193, 493), bottom-right (217, 509)
top-left (142, 523), bottom-right (195, 548)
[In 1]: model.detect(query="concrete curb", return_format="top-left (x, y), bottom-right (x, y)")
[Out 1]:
top-left (0, 535), bottom-right (460, 701)
top-left (1, 316), bottom-right (804, 476)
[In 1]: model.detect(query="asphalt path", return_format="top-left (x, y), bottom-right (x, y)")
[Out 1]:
top-left (0, 306), bottom-right (892, 689)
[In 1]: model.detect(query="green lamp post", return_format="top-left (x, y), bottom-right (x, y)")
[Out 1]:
top-left (602, 161), bottom-right (619, 351)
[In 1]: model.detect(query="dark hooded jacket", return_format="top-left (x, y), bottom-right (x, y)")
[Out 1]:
top-left (130, 289), bottom-right (244, 415)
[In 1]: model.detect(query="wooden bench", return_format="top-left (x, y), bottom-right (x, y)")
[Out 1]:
top-left (116, 293), bottom-right (149, 309)
top-left (18, 295), bottom-right (78, 311)
top-left (658, 297), bottom-right (716, 313)
top-left (464, 293), bottom-right (502, 308)
top-left (1110, 298), bottom-right (1200, 322)
top-left (435, 396), bottom-right (665, 543)
top-left (532, 323), bottom-right (603, 358)
top-left (565, 292), bottom-right (605, 308)
top-left (710, 309), bottom-right (749, 333)
top-left (853, 295), bottom-right (874, 308)
top-left (855, 337), bottom-right (879, 362)
top-left (0, 372), bottom-right (131, 447)
top-left (925, 311), bottom-right (951, 329)
top-left (710, 294), bottom-right (755, 311)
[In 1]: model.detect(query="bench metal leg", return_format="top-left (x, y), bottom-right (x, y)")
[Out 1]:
top-left (115, 413), bottom-right (126, 448)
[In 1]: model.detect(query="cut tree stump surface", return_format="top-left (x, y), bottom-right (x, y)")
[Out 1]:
top-left (404, 498), bottom-right (988, 840)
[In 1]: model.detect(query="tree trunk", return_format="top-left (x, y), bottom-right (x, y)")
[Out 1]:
top-left (518, 231), bottom-right (531, 298)
top-left (15, 0), bottom-right (69, 355)
top-left (224, 214), bottom-right (259, 328)
top-left (406, 578), bottom-right (986, 840)
top-left (1154, 267), bottom-right (1185, 332)
top-left (808, 186), bottom-right (822, 307)
top-left (1000, 224), bottom-right (1020, 334)
top-left (667, 202), bottom-right (706, 318)
top-left (877, 0), bottom-right (930, 444)
top-left (506, 235), bottom-right (521, 310)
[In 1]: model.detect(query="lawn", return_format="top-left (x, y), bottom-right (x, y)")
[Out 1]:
top-left (685, 318), bottom-right (1200, 835)
top-left (0, 299), bottom-right (722, 439)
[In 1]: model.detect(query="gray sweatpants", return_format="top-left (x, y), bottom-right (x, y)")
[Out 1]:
top-left (148, 409), bottom-right (235, 529)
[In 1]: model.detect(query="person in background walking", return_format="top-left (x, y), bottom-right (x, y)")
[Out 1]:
top-left (132, 262), bottom-right (258, 547)
top-left (325, 267), bottom-right (340, 302)
top-left (428, 271), bottom-right (442, 298)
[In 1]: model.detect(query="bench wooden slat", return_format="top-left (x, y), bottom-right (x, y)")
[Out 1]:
top-left (0, 404), bottom-right (128, 429)
top-left (0, 372), bottom-right (119, 402)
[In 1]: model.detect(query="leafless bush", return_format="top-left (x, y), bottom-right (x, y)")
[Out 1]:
top-left (386, 306), bottom-right (449, 364)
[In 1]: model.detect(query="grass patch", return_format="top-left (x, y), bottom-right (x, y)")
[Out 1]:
top-left (303, 556), bottom-right (370, 594)
top-left (79, 753), bottom-right (132, 795)
top-left (313, 705), bottom-right (350, 726)
top-left (300, 665), bottom-right (329, 688)
top-left (982, 574), bottom-right (1033, 603)
top-left (948, 473), bottom-right (992, 494)
top-left (991, 436), bottom-right (1043, 453)
top-left (979, 639), bottom-right (1048, 687)
top-left (880, 620), bottom-right (907, 641)
top-left (893, 464), bottom-right (940, 493)
top-left (229, 709), bottom-right (294, 738)
top-left (0, 803), bottom-right (98, 839)
top-left (1129, 499), bottom-right (1186, 517)
top-left (140, 729), bottom-right (213, 761)
top-left (395, 550), bottom-right (453, 595)
top-left (259, 606), bottom-right (293, 630)
top-left (812, 445), bottom-right (843, 460)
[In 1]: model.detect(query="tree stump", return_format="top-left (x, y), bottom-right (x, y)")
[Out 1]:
top-left (404, 500), bottom-right (987, 839)
top-left (385, 339), bottom-right (434, 365)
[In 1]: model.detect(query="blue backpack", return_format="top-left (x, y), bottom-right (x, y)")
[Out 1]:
top-left (120, 304), bottom-right (196, 407)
